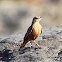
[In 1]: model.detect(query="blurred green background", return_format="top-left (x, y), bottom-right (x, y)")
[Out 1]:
top-left (0, 0), bottom-right (62, 37)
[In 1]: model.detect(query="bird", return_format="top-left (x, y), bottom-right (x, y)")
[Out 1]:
top-left (20, 16), bottom-right (42, 48)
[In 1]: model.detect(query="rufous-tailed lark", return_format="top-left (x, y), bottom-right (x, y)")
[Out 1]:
top-left (20, 16), bottom-right (42, 48)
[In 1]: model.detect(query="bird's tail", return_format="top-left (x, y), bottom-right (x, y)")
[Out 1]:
top-left (20, 40), bottom-right (29, 48)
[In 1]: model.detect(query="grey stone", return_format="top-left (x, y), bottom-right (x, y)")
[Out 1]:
top-left (0, 26), bottom-right (62, 62)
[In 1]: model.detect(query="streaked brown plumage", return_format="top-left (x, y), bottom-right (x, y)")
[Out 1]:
top-left (20, 16), bottom-right (42, 48)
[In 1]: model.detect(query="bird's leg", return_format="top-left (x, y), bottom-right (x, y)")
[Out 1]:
top-left (41, 37), bottom-right (43, 40)
top-left (33, 41), bottom-right (39, 46)
top-left (30, 41), bottom-right (33, 47)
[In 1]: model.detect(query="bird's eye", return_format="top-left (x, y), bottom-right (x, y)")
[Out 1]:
top-left (35, 18), bottom-right (38, 19)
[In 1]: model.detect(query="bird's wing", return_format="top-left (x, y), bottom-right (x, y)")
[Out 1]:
top-left (24, 25), bottom-right (33, 41)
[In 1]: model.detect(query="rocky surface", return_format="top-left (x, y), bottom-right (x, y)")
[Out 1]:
top-left (0, 26), bottom-right (62, 62)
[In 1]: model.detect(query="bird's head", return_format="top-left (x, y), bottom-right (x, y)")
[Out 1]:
top-left (32, 16), bottom-right (41, 24)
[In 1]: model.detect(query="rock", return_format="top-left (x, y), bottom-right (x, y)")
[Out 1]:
top-left (0, 26), bottom-right (62, 62)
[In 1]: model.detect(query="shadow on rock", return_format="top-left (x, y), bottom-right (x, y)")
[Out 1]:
top-left (19, 47), bottom-right (41, 54)
top-left (0, 49), bottom-right (15, 62)
top-left (19, 47), bottom-right (32, 54)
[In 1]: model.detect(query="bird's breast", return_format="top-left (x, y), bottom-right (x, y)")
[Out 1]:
top-left (32, 23), bottom-right (41, 40)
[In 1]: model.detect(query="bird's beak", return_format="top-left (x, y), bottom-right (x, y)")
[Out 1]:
top-left (40, 17), bottom-right (42, 20)
top-left (40, 17), bottom-right (41, 18)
